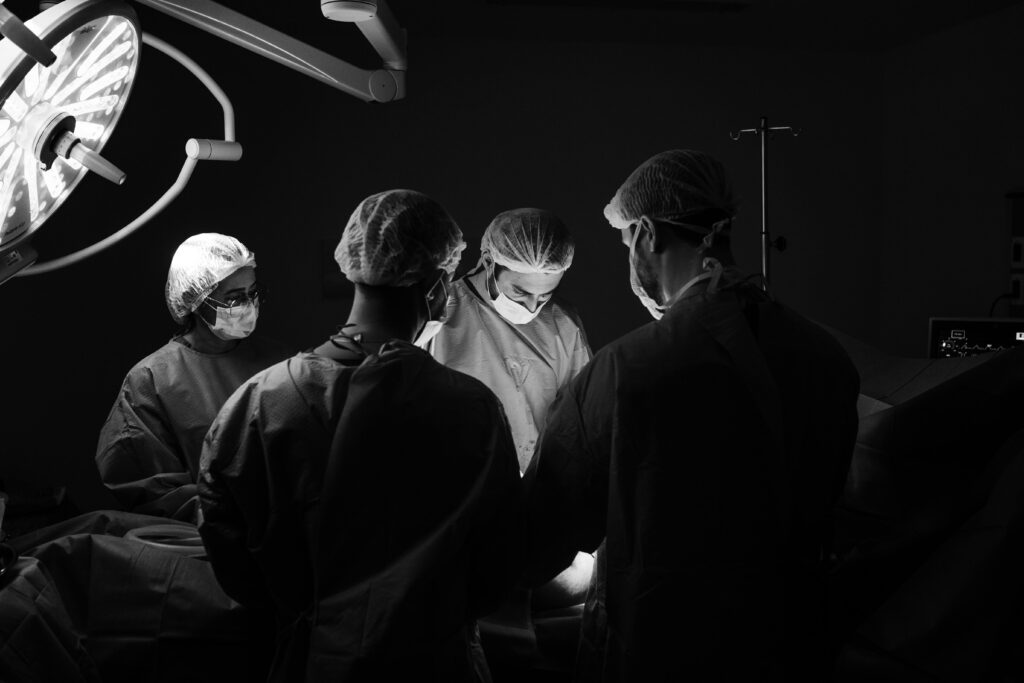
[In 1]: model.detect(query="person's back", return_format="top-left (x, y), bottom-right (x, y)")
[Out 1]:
top-left (737, 285), bottom-right (860, 677)
top-left (199, 189), bottom-right (523, 682)
top-left (310, 342), bottom-right (522, 680)
top-left (555, 281), bottom-right (856, 680)
top-left (201, 342), bottom-right (522, 681)
top-left (523, 150), bottom-right (859, 682)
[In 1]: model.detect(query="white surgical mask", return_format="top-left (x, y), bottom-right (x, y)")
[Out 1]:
top-left (415, 275), bottom-right (449, 347)
top-left (490, 268), bottom-right (545, 325)
top-left (204, 301), bottom-right (258, 340)
top-left (628, 224), bottom-right (667, 320)
top-left (415, 319), bottom-right (445, 348)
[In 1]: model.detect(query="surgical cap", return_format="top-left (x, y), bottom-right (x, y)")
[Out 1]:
top-left (165, 233), bottom-right (256, 324)
top-left (481, 208), bottom-right (574, 274)
top-left (335, 189), bottom-right (465, 287)
top-left (604, 149), bottom-right (737, 231)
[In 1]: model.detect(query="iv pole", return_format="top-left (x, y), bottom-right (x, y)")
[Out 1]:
top-left (730, 116), bottom-right (799, 289)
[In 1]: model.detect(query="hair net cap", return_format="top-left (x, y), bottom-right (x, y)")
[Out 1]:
top-left (481, 208), bottom-right (574, 275)
top-left (604, 149), bottom-right (737, 231)
top-left (336, 189), bottom-right (465, 287)
top-left (165, 233), bottom-right (256, 324)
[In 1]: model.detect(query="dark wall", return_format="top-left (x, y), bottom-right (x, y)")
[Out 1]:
top-left (879, 2), bottom-right (1024, 356)
top-left (3, 7), bottom-right (886, 510)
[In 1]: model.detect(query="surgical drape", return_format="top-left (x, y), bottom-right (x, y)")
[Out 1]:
top-left (198, 342), bottom-right (523, 682)
top-left (1, 511), bottom-right (271, 683)
top-left (96, 337), bottom-right (289, 521)
top-left (428, 269), bottom-right (591, 472)
top-left (524, 282), bottom-right (859, 681)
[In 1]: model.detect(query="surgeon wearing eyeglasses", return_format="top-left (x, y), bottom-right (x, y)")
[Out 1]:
top-left (95, 233), bottom-right (290, 522)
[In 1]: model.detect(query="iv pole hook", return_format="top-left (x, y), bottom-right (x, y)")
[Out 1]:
top-left (729, 115), bottom-right (799, 290)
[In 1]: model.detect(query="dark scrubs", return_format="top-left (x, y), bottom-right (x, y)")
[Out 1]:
top-left (96, 336), bottom-right (289, 521)
top-left (524, 278), bottom-right (859, 682)
top-left (96, 336), bottom-right (290, 521)
top-left (198, 339), bottom-right (523, 682)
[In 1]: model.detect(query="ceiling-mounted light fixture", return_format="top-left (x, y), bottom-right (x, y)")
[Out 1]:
top-left (0, 0), bottom-right (138, 273)
top-left (321, 1), bottom-right (379, 23)
top-left (0, 0), bottom-right (407, 285)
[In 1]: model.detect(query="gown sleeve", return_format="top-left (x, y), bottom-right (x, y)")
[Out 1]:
top-left (95, 368), bottom-right (197, 521)
top-left (198, 363), bottom-right (326, 618)
top-left (196, 380), bottom-right (271, 609)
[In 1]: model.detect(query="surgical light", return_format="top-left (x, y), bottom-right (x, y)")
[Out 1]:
top-left (0, 0), bottom-right (408, 284)
top-left (0, 0), bottom-right (138, 262)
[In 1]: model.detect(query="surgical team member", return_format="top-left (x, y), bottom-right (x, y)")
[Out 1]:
top-left (95, 233), bottom-right (288, 521)
top-left (426, 209), bottom-right (595, 612)
top-left (426, 208), bottom-right (591, 473)
top-left (198, 190), bottom-right (523, 682)
top-left (523, 150), bottom-right (860, 681)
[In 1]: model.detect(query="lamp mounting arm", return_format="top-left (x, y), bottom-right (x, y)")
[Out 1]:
top-left (132, 0), bottom-right (406, 102)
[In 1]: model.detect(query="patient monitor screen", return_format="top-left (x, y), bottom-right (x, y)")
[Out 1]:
top-left (928, 317), bottom-right (1024, 358)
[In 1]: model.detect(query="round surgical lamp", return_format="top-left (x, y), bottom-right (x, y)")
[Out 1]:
top-left (321, 1), bottom-right (378, 22)
top-left (0, 0), bottom-right (138, 264)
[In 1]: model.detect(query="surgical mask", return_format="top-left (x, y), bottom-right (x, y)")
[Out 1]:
top-left (629, 224), bottom-right (727, 320)
top-left (490, 268), bottom-right (545, 325)
top-left (628, 225), bottom-right (667, 320)
top-left (416, 275), bottom-right (449, 347)
top-left (415, 319), bottom-right (444, 347)
top-left (204, 301), bottom-right (258, 340)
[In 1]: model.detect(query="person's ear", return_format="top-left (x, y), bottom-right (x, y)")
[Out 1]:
top-left (638, 216), bottom-right (666, 254)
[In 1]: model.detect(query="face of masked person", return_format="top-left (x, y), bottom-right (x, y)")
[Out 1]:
top-left (205, 302), bottom-right (259, 340)
top-left (415, 272), bottom-right (451, 346)
top-left (199, 266), bottom-right (261, 340)
top-left (626, 224), bottom-right (666, 320)
top-left (626, 221), bottom-right (730, 320)
top-left (488, 263), bottom-right (563, 325)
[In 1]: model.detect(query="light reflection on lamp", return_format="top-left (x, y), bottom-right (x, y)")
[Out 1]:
top-left (0, 0), bottom-right (138, 252)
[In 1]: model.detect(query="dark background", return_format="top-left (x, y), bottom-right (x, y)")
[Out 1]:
top-left (1, 0), bottom-right (1022, 510)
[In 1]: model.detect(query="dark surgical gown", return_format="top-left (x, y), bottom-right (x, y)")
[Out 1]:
top-left (197, 340), bottom-right (523, 683)
top-left (96, 336), bottom-right (289, 521)
top-left (524, 279), bottom-right (860, 682)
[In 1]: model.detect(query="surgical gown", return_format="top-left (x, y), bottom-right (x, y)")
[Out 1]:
top-left (198, 340), bottom-right (523, 683)
top-left (428, 268), bottom-right (592, 472)
top-left (523, 280), bottom-right (860, 682)
top-left (96, 336), bottom-right (289, 521)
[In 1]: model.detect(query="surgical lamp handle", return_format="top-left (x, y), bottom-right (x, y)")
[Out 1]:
top-left (20, 157), bottom-right (199, 275)
top-left (18, 32), bottom-right (239, 276)
top-left (53, 130), bottom-right (127, 185)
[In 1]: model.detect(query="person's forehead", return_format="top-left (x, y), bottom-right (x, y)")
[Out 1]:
top-left (498, 269), bottom-right (563, 294)
top-left (215, 266), bottom-right (256, 293)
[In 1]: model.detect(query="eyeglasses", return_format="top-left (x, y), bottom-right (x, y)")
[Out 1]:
top-left (426, 275), bottom-right (448, 306)
top-left (206, 283), bottom-right (266, 309)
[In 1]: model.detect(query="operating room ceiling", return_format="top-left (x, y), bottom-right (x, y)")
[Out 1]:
top-left (4, 1), bottom-right (1016, 60)
top-left (203, 0), bottom-right (1023, 52)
